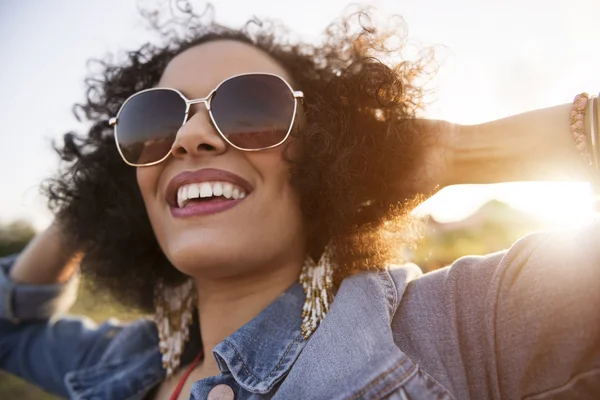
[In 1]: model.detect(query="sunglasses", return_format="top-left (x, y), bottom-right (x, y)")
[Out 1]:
top-left (108, 73), bottom-right (304, 167)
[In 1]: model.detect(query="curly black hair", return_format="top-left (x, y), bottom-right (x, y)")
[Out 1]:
top-left (44, 2), bottom-right (432, 312)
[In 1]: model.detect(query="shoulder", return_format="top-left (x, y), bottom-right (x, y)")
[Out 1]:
top-left (43, 315), bottom-right (158, 364)
top-left (388, 218), bottom-right (600, 346)
top-left (98, 317), bottom-right (158, 362)
top-left (340, 263), bottom-right (423, 306)
top-left (389, 219), bottom-right (600, 398)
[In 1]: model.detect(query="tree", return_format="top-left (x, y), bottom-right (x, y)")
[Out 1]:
top-left (0, 220), bottom-right (36, 257)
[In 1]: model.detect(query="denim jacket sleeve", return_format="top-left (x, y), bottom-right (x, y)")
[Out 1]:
top-left (392, 219), bottom-right (600, 400)
top-left (0, 254), bottom-right (125, 398)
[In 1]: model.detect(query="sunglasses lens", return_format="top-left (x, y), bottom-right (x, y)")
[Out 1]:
top-left (116, 89), bottom-right (186, 165)
top-left (210, 74), bottom-right (296, 150)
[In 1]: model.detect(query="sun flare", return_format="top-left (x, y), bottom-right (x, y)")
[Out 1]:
top-left (414, 182), bottom-right (596, 225)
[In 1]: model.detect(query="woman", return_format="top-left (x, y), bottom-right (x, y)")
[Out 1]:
top-left (1, 6), bottom-right (599, 400)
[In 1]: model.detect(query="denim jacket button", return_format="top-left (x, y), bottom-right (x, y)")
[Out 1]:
top-left (207, 384), bottom-right (235, 400)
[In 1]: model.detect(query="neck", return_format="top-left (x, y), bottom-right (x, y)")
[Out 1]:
top-left (192, 253), bottom-right (304, 376)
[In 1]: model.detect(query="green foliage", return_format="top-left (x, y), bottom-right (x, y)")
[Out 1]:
top-left (0, 373), bottom-right (58, 400)
top-left (0, 220), bottom-right (36, 257)
top-left (412, 200), bottom-right (550, 272)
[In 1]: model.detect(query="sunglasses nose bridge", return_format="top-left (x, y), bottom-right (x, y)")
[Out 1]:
top-left (186, 97), bottom-right (211, 111)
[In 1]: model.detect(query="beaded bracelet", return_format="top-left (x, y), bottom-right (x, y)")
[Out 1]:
top-left (570, 93), bottom-right (594, 167)
top-left (588, 95), bottom-right (598, 169)
top-left (595, 96), bottom-right (600, 168)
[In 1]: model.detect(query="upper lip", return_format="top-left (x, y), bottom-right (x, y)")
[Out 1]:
top-left (165, 168), bottom-right (253, 207)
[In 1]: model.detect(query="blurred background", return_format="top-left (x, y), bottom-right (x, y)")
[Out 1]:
top-left (1, 0), bottom-right (599, 398)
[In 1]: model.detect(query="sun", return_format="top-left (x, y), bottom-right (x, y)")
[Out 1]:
top-left (501, 182), bottom-right (595, 224)
top-left (414, 182), bottom-right (596, 225)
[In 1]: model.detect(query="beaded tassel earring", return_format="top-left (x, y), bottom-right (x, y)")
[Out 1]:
top-left (299, 245), bottom-right (335, 339)
top-left (153, 249), bottom-right (334, 375)
top-left (153, 278), bottom-right (196, 378)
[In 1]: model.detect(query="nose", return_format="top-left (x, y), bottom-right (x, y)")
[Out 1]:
top-left (170, 104), bottom-right (227, 159)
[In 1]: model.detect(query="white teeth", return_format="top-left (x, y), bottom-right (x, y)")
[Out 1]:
top-left (222, 183), bottom-right (233, 199)
top-left (174, 181), bottom-right (247, 207)
top-left (199, 182), bottom-right (213, 198)
top-left (187, 184), bottom-right (200, 199)
top-left (177, 187), bottom-right (186, 208)
top-left (213, 182), bottom-right (223, 196)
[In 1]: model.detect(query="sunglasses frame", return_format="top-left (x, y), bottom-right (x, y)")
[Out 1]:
top-left (108, 72), bottom-right (304, 167)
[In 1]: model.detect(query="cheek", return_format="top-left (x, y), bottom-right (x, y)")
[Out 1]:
top-left (137, 166), bottom-right (175, 253)
top-left (136, 166), bottom-right (162, 216)
top-left (250, 151), bottom-right (302, 224)
top-left (251, 149), bottom-right (292, 193)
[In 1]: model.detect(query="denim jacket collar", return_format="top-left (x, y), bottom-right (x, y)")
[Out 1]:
top-left (65, 281), bottom-right (307, 399)
top-left (202, 281), bottom-right (307, 394)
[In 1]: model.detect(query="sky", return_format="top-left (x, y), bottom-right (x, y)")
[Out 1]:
top-left (1, 0), bottom-right (599, 230)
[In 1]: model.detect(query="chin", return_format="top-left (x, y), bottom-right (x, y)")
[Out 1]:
top-left (161, 235), bottom-right (244, 278)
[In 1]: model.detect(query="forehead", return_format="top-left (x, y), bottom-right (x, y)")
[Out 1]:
top-left (158, 40), bottom-right (292, 96)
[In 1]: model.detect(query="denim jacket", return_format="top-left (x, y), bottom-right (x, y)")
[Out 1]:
top-left (1, 221), bottom-right (600, 399)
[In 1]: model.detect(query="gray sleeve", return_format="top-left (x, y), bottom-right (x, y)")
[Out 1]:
top-left (391, 219), bottom-right (600, 399)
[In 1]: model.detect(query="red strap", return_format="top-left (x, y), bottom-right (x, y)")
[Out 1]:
top-left (169, 349), bottom-right (204, 400)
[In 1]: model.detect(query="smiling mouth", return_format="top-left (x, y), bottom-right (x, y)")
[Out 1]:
top-left (165, 168), bottom-right (253, 217)
top-left (175, 180), bottom-right (248, 208)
